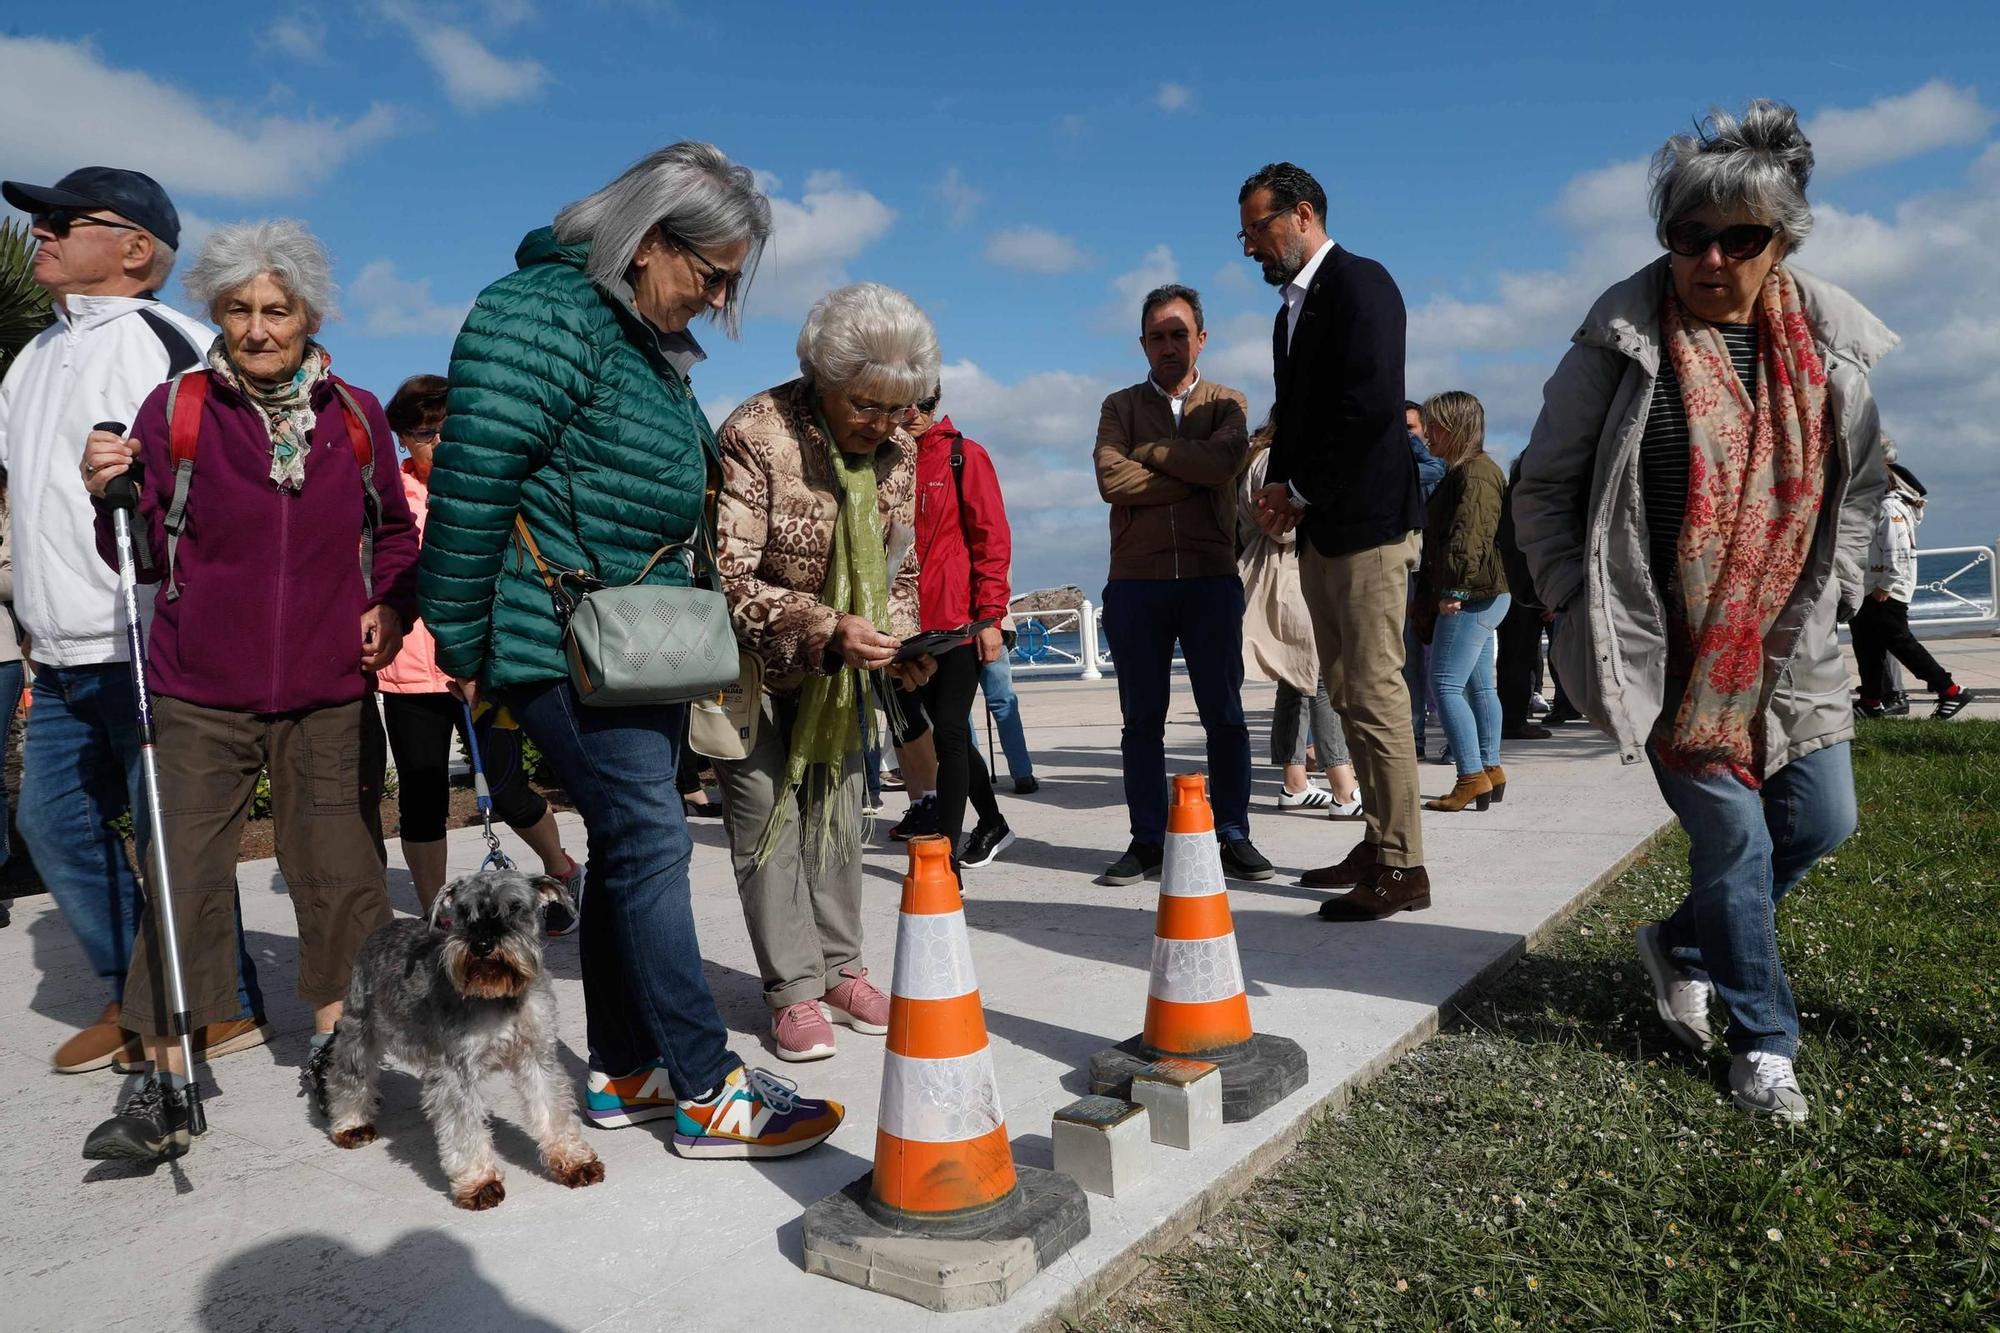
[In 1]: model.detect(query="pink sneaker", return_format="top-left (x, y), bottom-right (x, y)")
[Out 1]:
top-left (821, 966), bottom-right (890, 1035)
top-left (772, 1001), bottom-right (836, 1062)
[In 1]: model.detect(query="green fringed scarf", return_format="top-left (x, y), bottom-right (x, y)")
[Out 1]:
top-left (753, 422), bottom-right (893, 869)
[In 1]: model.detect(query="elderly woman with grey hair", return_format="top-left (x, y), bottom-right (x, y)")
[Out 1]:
top-left (1514, 100), bottom-right (1892, 1124)
top-left (77, 218), bottom-right (417, 1163)
top-left (713, 282), bottom-right (937, 1063)
top-left (416, 141), bottom-right (846, 1161)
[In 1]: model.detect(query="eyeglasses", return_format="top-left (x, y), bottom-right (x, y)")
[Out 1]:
top-left (1664, 220), bottom-right (1776, 262)
top-left (1236, 207), bottom-right (1289, 244)
top-left (914, 396), bottom-right (939, 416)
top-left (848, 396), bottom-right (919, 427)
top-left (401, 427), bottom-right (442, 445)
top-left (663, 231), bottom-right (741, 300)
top-left (32, 209), bottom-right (141, 239)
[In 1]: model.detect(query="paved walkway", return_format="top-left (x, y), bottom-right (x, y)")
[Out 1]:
top-left (2, 640), bottom-right (1987, 1331)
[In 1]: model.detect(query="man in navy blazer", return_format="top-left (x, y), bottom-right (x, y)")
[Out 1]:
top-left (1242, 161), bottom-right (1431, 920)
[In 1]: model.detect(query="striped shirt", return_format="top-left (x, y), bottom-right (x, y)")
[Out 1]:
top-left (1641, 322), bottom-right (1758, 592)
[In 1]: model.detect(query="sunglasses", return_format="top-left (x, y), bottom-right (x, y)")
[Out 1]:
top-left (663, 231), bottom-right (741, 300)
top-left (1664, 220), bottom-right (1776, 261)
top-left (32, 208), bottom-right (141, 239)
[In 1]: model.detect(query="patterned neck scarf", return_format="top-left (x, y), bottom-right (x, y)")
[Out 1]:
top-left (205, 337), bottom-right (331, 492)
top-left (1658, 264), bottom-right (1830, 787)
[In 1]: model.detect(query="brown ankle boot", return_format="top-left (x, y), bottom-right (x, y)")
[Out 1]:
top-left (1483, 765), bottom-right (1507, 802)
top-left (1424, 771), bottom-right (1493, 812)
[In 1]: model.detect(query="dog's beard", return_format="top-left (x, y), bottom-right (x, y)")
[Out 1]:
top-left (441, 936), bottom-right (537, 1000)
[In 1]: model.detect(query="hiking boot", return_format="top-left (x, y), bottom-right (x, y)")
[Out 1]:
top-left (543, 859), bottom-right (585, 938)
top-left (1277, 781), bottom-right (1333, 811)
top-left (83, 1075), bottom-right (197, 1162)
top-left (1934, 686), bottom-right (1975, 720)
top-left (113, 1016), bottom-right (273, 1074)
top-left (959, 819), bottom-right (1016, 869)
top-left (772, 1001), bottom-right (837, 1062)
top-left (1013, 775), bottom-right (1041, 795)
top-left (584, 1063), bottom-right (677, 1128)
top-left (889, 794), bottom-right (938, 841)
top-left (1219, 837), bottom-right (1275, 881)
top-left (1316, 865), bottom-right (1432, 921)
top-left (53, 1002), bottom-right (135, 1074)
top-left (1730, 1051), bottom-right (1808, 1123)
top-left (1300, 840), bottom-right (1377, 889)
top-left (821, 966), bottom-right (889, 1034)
top-left (672, 1065), bottom-right (844, 1160)
top-left (1101, 841), bottom-right (1163, 886)
top-left (1634, 923), bottom-right (1713, 1052)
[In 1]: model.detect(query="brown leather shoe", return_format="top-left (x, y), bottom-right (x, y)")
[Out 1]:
top-left (112, 1017), bottom-right (274, 1074)
top-left (1425, 771), bottom-right (1493, 812)
top-left (1300, 840), bottom-right (1377, 888)
top-left (1316, 864), bottom-right (1432, 921)
top-left (52, 1002), bottom-right (135, 1074)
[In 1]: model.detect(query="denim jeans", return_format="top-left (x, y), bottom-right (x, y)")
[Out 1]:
top-left (1649, 741), bottom-right (1856, 1058)
top-left (19, 663), bottom-right (262, 1017)
top-left (1101, 577), bottom-right (1253, 844)
top-left (0, 660), bottom-right (22, 867)
top-left (1271, 678), bottom-right (1349, 768)
top-left (511, 679), bottom-right (740, 1099)
top-left (978, 656), bottom-right (1034, 781)
top-left (1429, 593), bottom-right (1510, 778)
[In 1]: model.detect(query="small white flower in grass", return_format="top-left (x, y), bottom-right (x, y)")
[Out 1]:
top-left (1767, 1228), bottom-right (1783, 1242)
top-left (1395, 1278), bottom-right (1409, 1292)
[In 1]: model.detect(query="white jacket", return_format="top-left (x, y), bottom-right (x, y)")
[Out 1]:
top-left (0, 295), bottom-right (211, 666)
top-left (1867, 488), bottom-right (1922, 604)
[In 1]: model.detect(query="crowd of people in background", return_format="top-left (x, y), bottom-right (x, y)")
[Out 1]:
top-left (0, 94), bottom-right (1981, 1169)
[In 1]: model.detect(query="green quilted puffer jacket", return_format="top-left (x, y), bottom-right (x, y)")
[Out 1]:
top-left (418, 228), bottom-right (716, 688)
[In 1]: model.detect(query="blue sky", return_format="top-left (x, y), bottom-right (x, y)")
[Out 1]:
top-left (5, 2), bottom-right (1997, 597)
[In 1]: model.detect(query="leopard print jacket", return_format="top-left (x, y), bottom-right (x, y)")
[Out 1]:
top-left (716, 379), bottom-right (920, 691)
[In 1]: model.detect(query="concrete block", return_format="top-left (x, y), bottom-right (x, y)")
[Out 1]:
top-left (1090, 1031), bottom-right (1308, 1122)
top-left (1129, 1057), bottom-right (1222, 1149)
top-left (1051, 1095), bottom-right (1151, 1196)
top-left (801, 1166), bottom-right (1089, 1312)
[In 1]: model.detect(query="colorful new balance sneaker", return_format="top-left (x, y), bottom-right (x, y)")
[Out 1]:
top-left (584, 1063), bottom-right (678, 1128)
top-left (672, 1065), bottom-right (843, 1159)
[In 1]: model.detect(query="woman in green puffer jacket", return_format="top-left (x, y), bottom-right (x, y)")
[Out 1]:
top-left (416, 142), bottom-right (845, 1163)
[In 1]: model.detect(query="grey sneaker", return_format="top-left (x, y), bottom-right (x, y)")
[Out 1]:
top-left (1635, 923), bottom-right (1713, 1052)
top-left (543, 860), bottom-right (584, 939)
top-left (1730, 1051), bottom-right (1808, 1122)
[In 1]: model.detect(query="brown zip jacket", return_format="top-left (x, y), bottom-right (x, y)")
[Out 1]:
top-left (1094, 375), bottom-right (1250, 581)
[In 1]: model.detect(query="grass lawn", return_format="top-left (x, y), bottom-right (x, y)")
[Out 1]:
top-left (1090, 720), bottom-right (2000, 1332)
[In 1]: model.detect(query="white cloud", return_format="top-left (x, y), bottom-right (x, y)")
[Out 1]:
top-left (984, 225), bottom-right (1090, 274)
top-left (383, 4), bottom-right (549, 110)
top-left (1096, 243), bottom-right (1178, 332)
top-left (0, 36), bottom-right (395, 200)
top-left (748, 174), bottom-right (897, 321)
top-left (482, 0), bottom-right (537, 25)
top-left (1155, 82), bottom-right (1194, 113)
top-left (350, 260), bottom-right (472, 336)
top-left (1806, 79), bottom-right (1996, 176)
top-left (937, 167), bottom-right (985, 228)
top-left (262, 13), bottom-right (328, 61)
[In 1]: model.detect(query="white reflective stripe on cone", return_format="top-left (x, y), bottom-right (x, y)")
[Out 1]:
top-left (1149, 933), bottom-right (1247, 1004)
top-left (890, 910), bottom-right (979, 1001)
top-left (878, 1049), bottom-right (1006, 1143)
top-left (1159, 830), bottom-right (1226, 898)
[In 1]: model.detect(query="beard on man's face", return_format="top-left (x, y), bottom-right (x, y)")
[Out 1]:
top-left (1259, 233), bottom-right (1313, 287)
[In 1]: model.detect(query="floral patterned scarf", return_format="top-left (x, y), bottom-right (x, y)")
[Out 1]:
top-left (1659, 264), bottom-right (1830, 787)
top-left (205, 337), bottom-right (330, 492)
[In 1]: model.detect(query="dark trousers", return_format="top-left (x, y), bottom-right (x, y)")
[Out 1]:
top-left (917, 642), bottom-right (1001, 849)
top-left (380, 691), bottom-right (548, 841)
top-left (1100, 576), bottom-right (1252, 844)
top-left (1849, 596), bottom-right (1953, 698)
top-left (1496, 599), bottom-right (1546, 732)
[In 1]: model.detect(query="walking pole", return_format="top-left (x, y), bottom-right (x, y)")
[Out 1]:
top-left (100, 422), bottom-right (204, 1136)
top-left (458, 699), bottom-right (516, 872)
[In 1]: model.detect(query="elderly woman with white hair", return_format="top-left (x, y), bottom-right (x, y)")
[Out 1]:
top-left (78, 218), bottom-right (418, 1163)
top-left (1514, 100), bottom-right (1892, 1123)
top-left (713, 282), bottom-right (937, 1063)
top-left (417, 142), bottom-right (845, 1163)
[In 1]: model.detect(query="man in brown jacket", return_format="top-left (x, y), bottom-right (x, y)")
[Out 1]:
top-left (1094, 284), bottom-right (1271, 885)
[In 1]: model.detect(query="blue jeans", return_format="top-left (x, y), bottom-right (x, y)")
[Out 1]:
top-left (1649, 741), bottom-right (1856, 1058)
top-left (19, 663), bottom-right (262, 1017)
top-left (1100, 577), bottom-right (1252, 844)
top-left (0, 660), bottom-right (22, 866)
top-left (511, 679), bottom-right (740, 1099)
top-left (1429, 593), bottom-right (1509, 778)
top-left (978, 657), bottom-right (1034, 781)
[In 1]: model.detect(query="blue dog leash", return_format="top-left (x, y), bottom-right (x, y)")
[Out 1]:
top-left (460, 698), bottom-right (517, 873)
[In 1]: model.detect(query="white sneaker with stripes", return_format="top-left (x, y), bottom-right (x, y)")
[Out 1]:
top-left (1278, 781), bottom-right (1333, 811)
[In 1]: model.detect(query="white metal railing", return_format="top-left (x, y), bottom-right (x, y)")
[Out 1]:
top-left (1905, 543), bottom-right (1998, 633)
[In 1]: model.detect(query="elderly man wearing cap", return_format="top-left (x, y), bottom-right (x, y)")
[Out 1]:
top-left (0, 167), bottom-right (268, 1073)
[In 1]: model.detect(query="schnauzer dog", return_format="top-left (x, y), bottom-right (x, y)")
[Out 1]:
top-left (321, 869), bottom-right (604, 1209)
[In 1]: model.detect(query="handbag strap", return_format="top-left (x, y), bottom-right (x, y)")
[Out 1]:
top-left (514, 515), bottom-right (577, 625)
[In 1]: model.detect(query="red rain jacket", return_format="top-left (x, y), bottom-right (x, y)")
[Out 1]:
top-left (912, 417), bottom-right (1011, 631)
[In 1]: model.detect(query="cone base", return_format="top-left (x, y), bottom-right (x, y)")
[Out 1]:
top-left (802, 1165), bottom-right (1089, 1311)
top-left (1089, 1032), bottom-right (1307, 1123)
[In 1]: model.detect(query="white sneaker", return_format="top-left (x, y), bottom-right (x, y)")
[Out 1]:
top-left (1730, 1051), bottom-right (1808, 1123)
top-left (1634, 923), bottom-right (1713, 1051)
top-left (1327, 790), bottom-right (1365, 820)
top-left (1530, 692), bottom-right (1550, 714)
top-left (1278, 781), bottom-right (1334, 811)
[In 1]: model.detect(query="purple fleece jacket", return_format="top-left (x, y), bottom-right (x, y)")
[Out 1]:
top-left (95, 373), bottom-right (419, 714)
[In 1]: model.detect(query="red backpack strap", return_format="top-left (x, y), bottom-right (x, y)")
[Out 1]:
top-left (327, 376), bottom-right (382, 599)
top-left (159, 371), bottom-right (211, 601)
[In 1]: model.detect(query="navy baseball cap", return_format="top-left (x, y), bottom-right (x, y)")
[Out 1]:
top-left (2, 167), bottom-right (181, 250)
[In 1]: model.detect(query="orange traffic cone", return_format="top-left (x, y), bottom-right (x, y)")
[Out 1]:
top-left (802, 836), bottom-right (1088, 1311)
top-left (1091, 774), bottom-right (1308, 1122)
